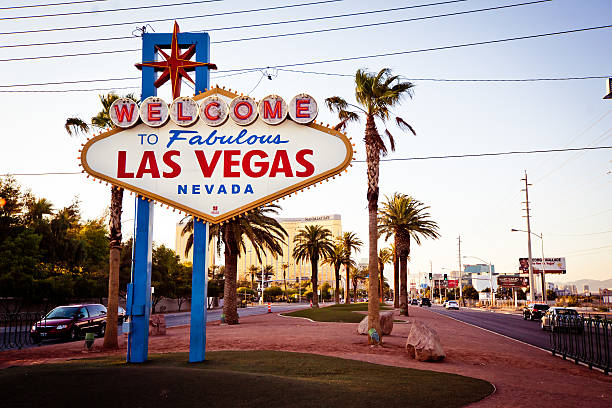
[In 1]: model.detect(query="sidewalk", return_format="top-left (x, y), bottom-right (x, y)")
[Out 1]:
top-left (1, 306), bottom-right (611, 407)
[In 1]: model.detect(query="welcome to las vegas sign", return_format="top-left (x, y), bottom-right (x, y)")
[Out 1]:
top-left (80, 86), bottom-right (354, 223)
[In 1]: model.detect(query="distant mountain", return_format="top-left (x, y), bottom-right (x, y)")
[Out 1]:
top-left (551, 278), bottom-right (612, 292)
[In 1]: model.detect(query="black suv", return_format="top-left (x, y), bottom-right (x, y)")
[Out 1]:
top-left (30, 304), bottom-right (108, 342)
top-left (419, 298), bottom-right (432, 307)
top-left (523, 303), bottom-right (549, 320)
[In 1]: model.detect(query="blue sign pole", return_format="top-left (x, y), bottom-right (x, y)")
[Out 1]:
top-left (189, 32), bottom-right (210, 363)
top-left (127, 29), bottom-right (210, 363)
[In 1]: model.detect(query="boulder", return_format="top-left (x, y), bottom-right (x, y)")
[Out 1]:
top-left (357, 311), bottom-right (394, 335)
top-left (405, 321), bottom-right (445, 362)
top-left (357, 316), bottom-right (369, 335)
top-left (380, 311), bottom-right (394, 335)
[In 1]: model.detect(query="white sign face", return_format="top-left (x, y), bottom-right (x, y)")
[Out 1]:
top-left (81, 87), bottom-right (353, 223)
top-left (519, 257), bottom-right (566, 274)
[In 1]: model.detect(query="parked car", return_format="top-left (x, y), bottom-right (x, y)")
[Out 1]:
top-left (419, 298), bottom-right (432, 307)
top-left (410, 299), bottom-right (419, 306)
top-left (445, 300), bottom-right (459, 310)
top-left (118, 306), bottom-right (126, 324)
top-left (523, 303), bottom-right (550, 320)
top-left (30, 304), bottom-right (108, 342)
top-left (541, 307), bottom-right (583, 333)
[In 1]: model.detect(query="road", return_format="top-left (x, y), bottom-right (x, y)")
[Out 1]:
top-left (163, 303), bottom-right (308, 327)
top-left (424, 304), bottom-right (551, 350)
top-left (1, 303), bottom-right (309, 351)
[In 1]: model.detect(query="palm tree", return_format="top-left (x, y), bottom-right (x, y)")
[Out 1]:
top-left (350, 266), bottom-right (368, 302)
top-left (259, 264), bottom-right (274, 294)
top-left (281, 262), bottom-right (289, 301)
top-left (247, 265), bottom-right (259, 290)
top-left (323, 242), bottom-right (349, 304)
top-left (341, 232), bottom-right (362, 305)
top-left (181, 205), bottom-right (287, 324)
top-left (378, 193), bottom-right (440, 316)
top-left (378, 248), bottom-right (393, 302)
top-left (292, 225), bottom-right (335, 308)
top-left (326, 68), bottom-right (415, 342)
top-left (389, 242), bottom-right (400, 308)
top-left (65, 92), bottom-right (136, 350)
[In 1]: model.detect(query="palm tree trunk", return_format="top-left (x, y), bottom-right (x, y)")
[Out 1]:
top-left (283, 269), bottom-right (287, 302)
top-left (393, 246), bottom-right (400, 309)
top-left (379, 260), bottom-right (384, 302)
top-left (334, 265), bottom-right (341, 304)
top-left (398, 231), bottom-right (410, 316)
top-left (365, 114), bottom-right (382, 343)
top-left (223, 224), bottom-right (239, 325)
top-left (344, 263), bottom-right (351, 304)
top-left (311, 256), bottom-right (319, 308)
top-left (103, 186), bottom-right (122, 350)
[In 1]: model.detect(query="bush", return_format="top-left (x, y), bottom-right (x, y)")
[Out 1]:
top-left (263, 286), bottom-right (283, 301)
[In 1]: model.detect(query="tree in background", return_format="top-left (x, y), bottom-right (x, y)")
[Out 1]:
top-left (281, 262), bottom-right (289, 301)
top-left (181, 206), bottom-right (286, 324)
top-left (0, 178), bottom-right (110, 312)
top-left (379, 193), bottom-right (440, 316)
top-left (377, 248), bottom-right (393, 301)
top-left (65, 92), bottom-right (137, 350)
top-left (350, 266), bottom-right (368, 302)
top-left (323, 242), bottom-right (349, 304)
top-left (246, 265), bottom-right (259, 290)
top-left (340, 232), bottom-right (362, 305)
top-left (327, 68), bottom-right (416, 343)
top-left (462, 285), bottom-right (479, 300)
top-left (292, 225), bottom-right (335, 308)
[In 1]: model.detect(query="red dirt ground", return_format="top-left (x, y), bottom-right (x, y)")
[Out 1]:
top-left (1, 306), bottom-right (611, 407)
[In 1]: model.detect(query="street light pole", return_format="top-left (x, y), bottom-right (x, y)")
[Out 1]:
top-left (463, 255), bottom-right (494, 307)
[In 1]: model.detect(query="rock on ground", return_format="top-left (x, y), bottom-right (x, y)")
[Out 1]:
top-left (357, 311), bottom-right (394, 335)
top-left (405, 320), bottom-right (445, 362)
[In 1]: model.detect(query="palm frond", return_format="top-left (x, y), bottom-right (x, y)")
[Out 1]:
top-left (396, 117), bottom-right (416, 136)
top-left (64, 117), bottom-right (89, 136)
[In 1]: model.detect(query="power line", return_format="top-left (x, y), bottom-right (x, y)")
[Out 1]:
top-left (0, 0), bottom-right (553, 62)
top-left (3, 145), bottom-right (612, 176)
top-left (0, 0), bottom-right (345, 36)
top-left (0, 0), bottom-right (471, 49)
top-left (353, 145), bottom-right (612, 163)
top-left (0, 67), bottom-right (257, 88)
top-left (0, 0), bottom-right (107, 10)
top-left (278, 68), bottom-right (611, 82)
top-left (2, 0), bottom-right (223, 20)
top-left (550, 230), bottom-right (612, 237)
top-left (219, 24), bottom-right (612, 73)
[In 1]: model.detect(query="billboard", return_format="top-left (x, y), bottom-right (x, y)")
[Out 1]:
top-left (497, 275), bottom-right (529, 288)
top-left (519, 258), bottom-right (566, 274)
top-left (435, 279), bottom-right (458, 288)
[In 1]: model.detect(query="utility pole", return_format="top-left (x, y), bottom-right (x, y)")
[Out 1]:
top-left (522, 171), bottom-right (536, 302)
top-left (457, 235), bottom-right (463, 302)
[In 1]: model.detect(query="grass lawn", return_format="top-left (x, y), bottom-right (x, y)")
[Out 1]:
top-left (0, 351), bottom-right (493, 408)
top-left (282, 302), bottom-right (391, 323)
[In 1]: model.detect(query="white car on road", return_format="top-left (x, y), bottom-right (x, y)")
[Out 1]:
top-left (445, 300), bottom-right (459, 310)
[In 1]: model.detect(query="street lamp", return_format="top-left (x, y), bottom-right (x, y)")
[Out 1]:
top-left (511, 229), bottom-right (546, 302)
top-left (463, 256), bottom-right (495, 307)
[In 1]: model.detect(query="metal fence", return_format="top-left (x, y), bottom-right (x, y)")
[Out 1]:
top-left (0, 312), bottom-right (44, 351)
top-left (550, 313), bottom-right (611, 374)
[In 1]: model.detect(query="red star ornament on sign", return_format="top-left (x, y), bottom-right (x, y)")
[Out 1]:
top-left (135, 21), bottom-right (217, 99)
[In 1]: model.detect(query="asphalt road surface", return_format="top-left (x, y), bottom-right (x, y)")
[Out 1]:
top-left (424, 304), bottom-right (551, 350)
top-left (2, 303), bottom-right (309, 351)
top-left (163, 303), bottom-right (309, 327)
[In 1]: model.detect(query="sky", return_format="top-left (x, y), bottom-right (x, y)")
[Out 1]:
top-left (1, 0), bottom-right (611, 287)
